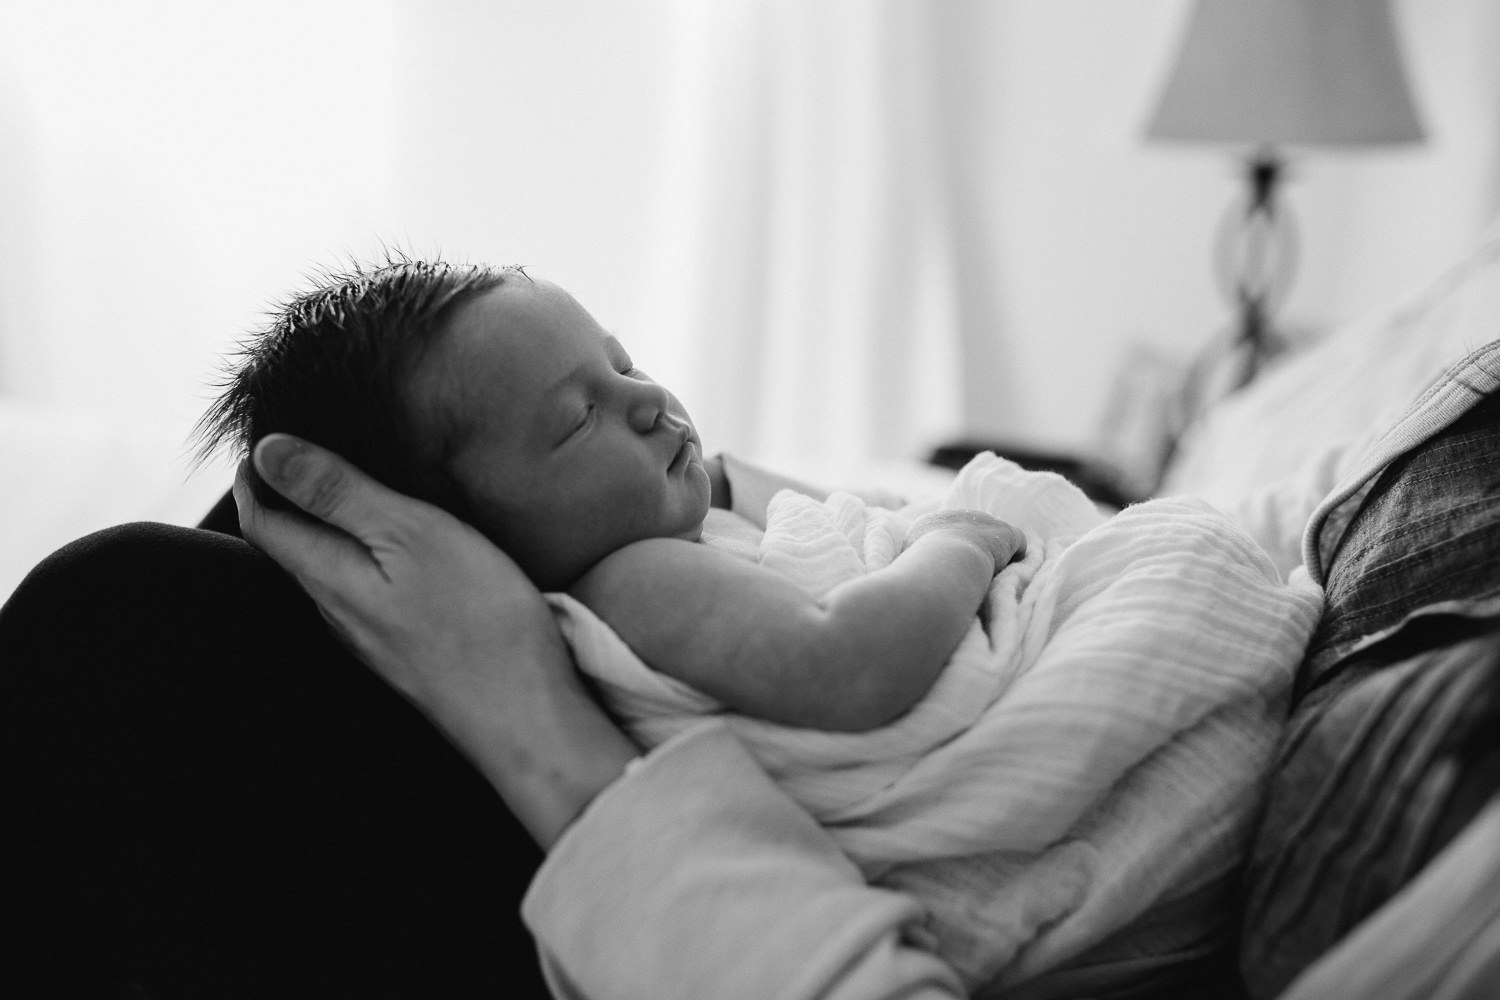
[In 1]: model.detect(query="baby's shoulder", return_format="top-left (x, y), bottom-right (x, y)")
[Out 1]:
top-left (587, 535), bottom-right (694, 574)
top-left (572, 536), bottom-right (731, 603)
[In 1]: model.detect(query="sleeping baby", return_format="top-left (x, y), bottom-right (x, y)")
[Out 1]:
top-left (200, 257), bottom-right (1323, 996)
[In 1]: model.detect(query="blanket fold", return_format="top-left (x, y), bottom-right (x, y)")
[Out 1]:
top-left (549, 453), bottom-right (1322, 993)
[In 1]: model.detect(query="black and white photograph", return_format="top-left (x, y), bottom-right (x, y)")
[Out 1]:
top-left (2, 2), bottom-right (1498, 998)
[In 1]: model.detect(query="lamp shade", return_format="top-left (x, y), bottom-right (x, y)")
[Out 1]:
top-left (1145, 0), bottom-right (1425, 147)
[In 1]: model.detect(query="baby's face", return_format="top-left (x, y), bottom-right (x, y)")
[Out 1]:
top-left (409, 275), bottom-right (712, 590)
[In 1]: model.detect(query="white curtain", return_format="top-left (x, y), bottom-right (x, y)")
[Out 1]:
top-left (642, 0), bottom-right (1500, 468)
top-left (644, 0), bottom-right (970, 479)
top-left (4, 0), bottom-right (1500, 478)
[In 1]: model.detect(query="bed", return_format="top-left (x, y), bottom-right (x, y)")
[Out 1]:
top-left (3, 218), bottom-right (1500, 996)
top-left (929, 216), bottom-right (1500, 998)
top-left (1140, 225), bottom-right (1500, 997)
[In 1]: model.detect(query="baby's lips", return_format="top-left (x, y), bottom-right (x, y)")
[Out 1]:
top-left (667, 424), bottom-right (693, 470)
top-left (662, 413), bottom-right (697, 452)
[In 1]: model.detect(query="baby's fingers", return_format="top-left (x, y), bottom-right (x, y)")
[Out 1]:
top-left (995, 521), bottom-right (1027, 563)
top-left (907, 509), bottom-right (1027, 569)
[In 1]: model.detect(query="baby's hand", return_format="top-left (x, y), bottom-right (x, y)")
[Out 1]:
top-left (906, 509), bottom-right (1027, 575)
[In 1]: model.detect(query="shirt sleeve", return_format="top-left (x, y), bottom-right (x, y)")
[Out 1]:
top-left (521, 721), bottom-right (966, 1000)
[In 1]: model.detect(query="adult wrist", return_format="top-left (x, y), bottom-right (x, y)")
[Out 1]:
top-left (387, 617), bottom-right (638, 849)
top-left (457, 657), bottom-right (640, 849)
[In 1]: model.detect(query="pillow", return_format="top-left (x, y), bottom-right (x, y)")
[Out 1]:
top-left (1238, 625), bottom-right (1500, 1000)
top-left (1161, 219), bottom-right (1500, 521)
top-left (1237, 379), bottom-right (1500, 998)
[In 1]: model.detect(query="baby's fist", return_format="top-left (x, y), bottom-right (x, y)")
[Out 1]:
top-left (906, 510), bottom-right (1027, 573)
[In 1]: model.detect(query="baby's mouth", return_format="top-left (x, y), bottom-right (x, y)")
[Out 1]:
top-left (663, 413), bottom-right (699, 473)
top-left (669, 433), bottom-right (693, 472)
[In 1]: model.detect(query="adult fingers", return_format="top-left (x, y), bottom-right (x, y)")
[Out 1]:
top-left (250, 434), bottom-right (424, 549)
top-left (234, 455), bottom-right (376, 589)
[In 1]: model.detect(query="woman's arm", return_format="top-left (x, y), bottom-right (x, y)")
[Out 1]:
top-left (571, 510), bottom-right (1024, 731)
top-left (239, 434), bottom-right (967, 999)
top-left (238, 434), bottom-right (638, 849)
top-left (524, 723), bottom-right (965, 1000)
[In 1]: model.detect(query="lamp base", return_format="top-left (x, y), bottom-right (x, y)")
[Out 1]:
top-left (1214, 148), bottom-right (1298, 388)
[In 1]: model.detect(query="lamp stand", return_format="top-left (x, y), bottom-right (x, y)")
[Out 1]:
top-left (1213, 148), bottom-right (1298, 388)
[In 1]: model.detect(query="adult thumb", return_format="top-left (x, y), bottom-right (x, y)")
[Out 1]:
top-left (252, 433), bottom-right (388, 540)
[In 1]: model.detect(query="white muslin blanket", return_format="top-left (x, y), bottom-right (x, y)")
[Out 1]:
top-left (547, 453), bottom-right (1323, 993)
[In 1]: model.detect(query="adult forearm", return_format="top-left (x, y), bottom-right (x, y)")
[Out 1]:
top-left (235, 438), bottom-right (640, 852)
top-left (419, 630), bottom-right (641, 850)
top-left (524, 724), bottom-right (967, 1000)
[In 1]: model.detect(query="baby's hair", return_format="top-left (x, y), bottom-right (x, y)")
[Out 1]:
top-left (195, 251), bottom-right (517, 515)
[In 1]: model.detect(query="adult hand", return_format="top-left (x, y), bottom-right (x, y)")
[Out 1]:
top-left (237, 434), bottom-right (552, 706)
top-left (236, 433), bottom-right (639, 848)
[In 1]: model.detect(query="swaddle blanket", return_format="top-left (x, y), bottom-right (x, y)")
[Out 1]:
top-left (547, 453), bottom-right (1323, 994)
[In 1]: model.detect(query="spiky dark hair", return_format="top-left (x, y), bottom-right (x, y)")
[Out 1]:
top-left (195, 253), bottom-right (513, 516)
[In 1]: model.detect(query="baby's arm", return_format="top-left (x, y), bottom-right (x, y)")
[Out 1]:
top-left (570, 510), bottom-right (1024, 731)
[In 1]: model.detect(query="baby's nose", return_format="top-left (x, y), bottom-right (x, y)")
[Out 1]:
top-left (628, 381), bottom-right (672, 432)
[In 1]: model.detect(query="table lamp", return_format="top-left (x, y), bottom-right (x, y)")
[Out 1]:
top-left (1145, 0), bottom-right (1425, 388)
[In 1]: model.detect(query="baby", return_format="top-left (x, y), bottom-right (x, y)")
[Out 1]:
top-left (201, 257), bottom-right (1026, 732)
top-left (205, 255), bottom-right (1324, 993)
